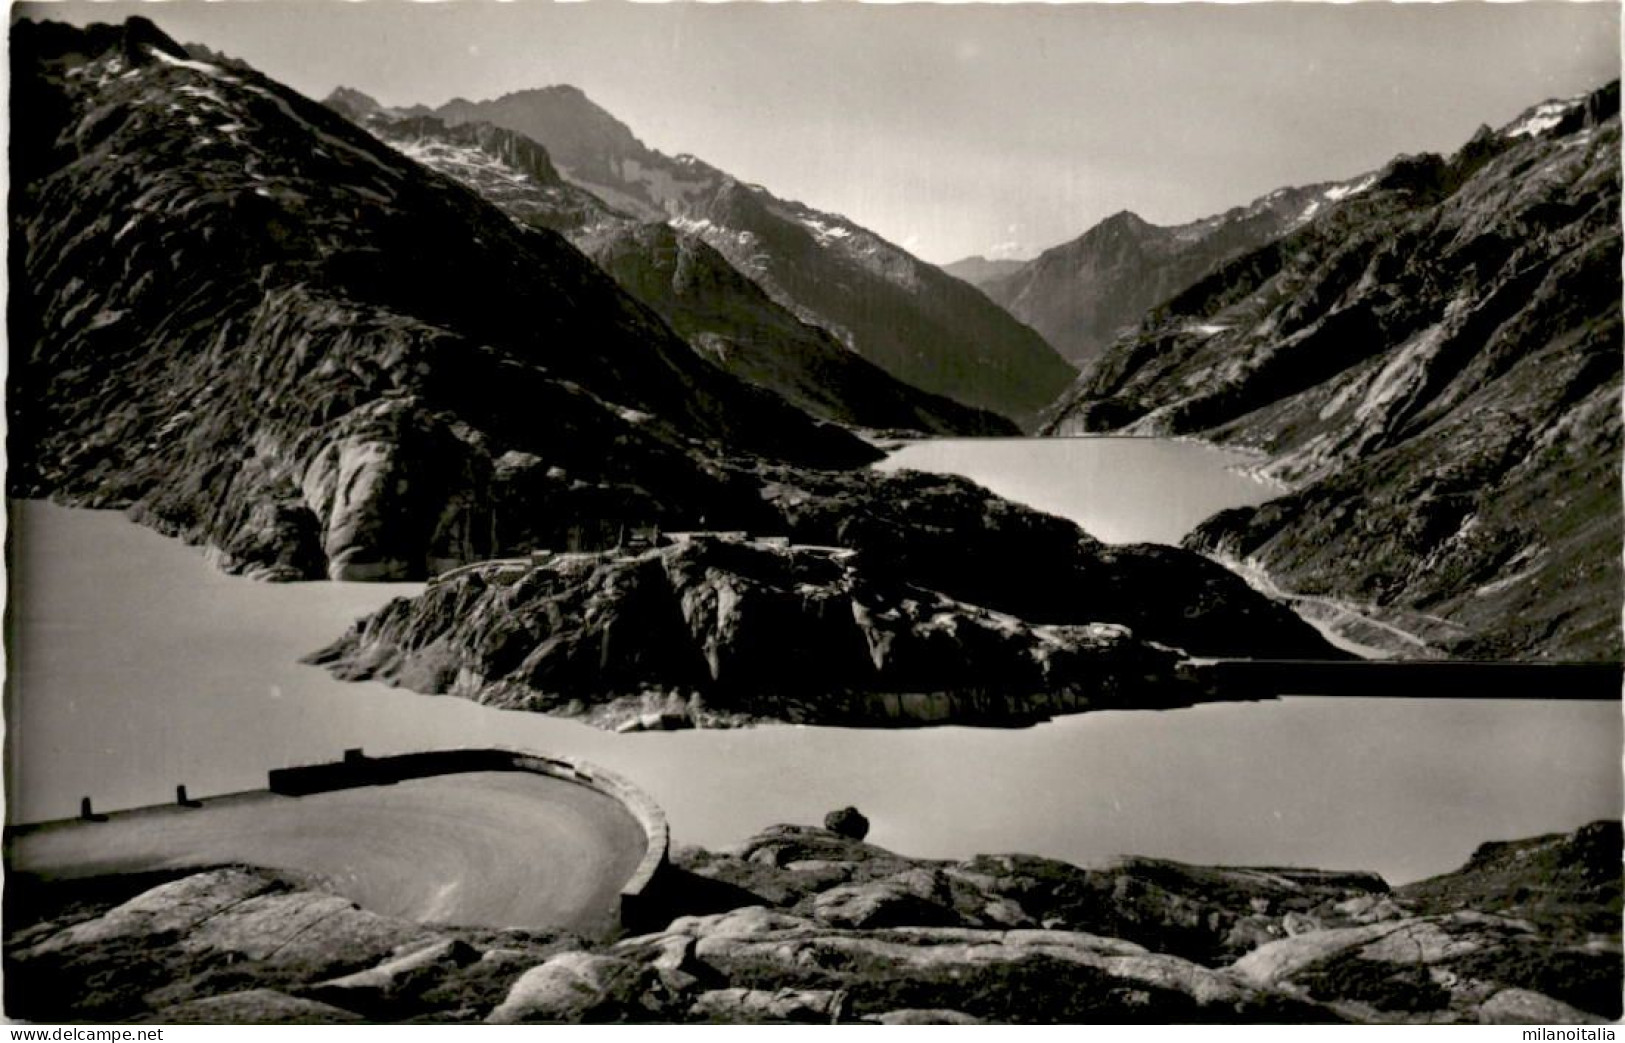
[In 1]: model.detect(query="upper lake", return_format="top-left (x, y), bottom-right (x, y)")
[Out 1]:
top-left (876, 436), bottom-right (1279, 545)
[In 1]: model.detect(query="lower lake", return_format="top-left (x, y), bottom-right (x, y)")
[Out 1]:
top-left (6, 438), bottom-right (1619, 884)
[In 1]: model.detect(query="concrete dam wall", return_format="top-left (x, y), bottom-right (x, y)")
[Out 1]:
top-left (12, 746), bottom-right (671, 934)
top-left (266, 746), bottom-right (672, 928)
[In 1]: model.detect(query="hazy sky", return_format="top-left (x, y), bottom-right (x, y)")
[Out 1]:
top-left (17, 1), bottom-right (1621, 263)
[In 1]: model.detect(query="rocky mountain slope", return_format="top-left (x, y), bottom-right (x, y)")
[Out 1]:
top-left (8, 17), bottom-right (875, 582)
top-left (322, 93), bottom-right (628, 239)
top-left (308, 464), bottom-right (1336, 730)
top-left (8, 820), bottom-right (1616, 1023)
top-left (982, 184), bottom-right (1348, 365)
top-left (429, 86), bottom-right (1077, 425)
top-left (578, 224), bottom-right (1018, 436)
top-left (324, 97), bottom-right (1016, 436)
top-left (1043, 83), bottom-right (1623, 660)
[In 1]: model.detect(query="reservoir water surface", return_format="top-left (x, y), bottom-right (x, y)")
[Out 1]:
top-left (8, 438), bottom-right (1619, 884)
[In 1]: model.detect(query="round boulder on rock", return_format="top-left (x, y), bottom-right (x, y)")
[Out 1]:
top-left (824, 806), bottom-right (870, 840)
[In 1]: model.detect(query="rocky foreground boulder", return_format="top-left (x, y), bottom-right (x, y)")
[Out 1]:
top-left (7, 821), bottom-right (1616, 1024)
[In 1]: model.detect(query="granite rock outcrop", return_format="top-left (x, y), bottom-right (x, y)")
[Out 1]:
top-left (308, 477), bottom-right (1338, 730)
top-left (8, 822), bottom-right (1615, 1024)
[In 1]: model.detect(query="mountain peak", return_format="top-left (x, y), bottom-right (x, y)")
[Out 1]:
top-left (14, 13), bottom-right (189, 66)
top-left (1094, 209), bottom-right (1151, 234)
top-left (487, 83), bottom-right (604, 111)
top-left (436, 84), bottom-right (639, 150)
top-left (415, 77), bottom-right (1074, 421)
top-left (123, 15), bottom-right (189, 62)
top-left (323, 85), bottom-right (383, 120)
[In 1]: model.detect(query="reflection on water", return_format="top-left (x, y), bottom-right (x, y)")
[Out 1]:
top-left (7, 469), bottom-right (1620, 884)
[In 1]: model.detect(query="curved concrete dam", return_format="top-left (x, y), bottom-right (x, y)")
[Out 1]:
top-left (6, 750), bottom-right (668, 935)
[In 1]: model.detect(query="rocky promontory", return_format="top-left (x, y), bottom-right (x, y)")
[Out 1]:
top-left (308, 464), bottom-right (1338, 730)
top-left (307, 534), bottom-right (1199, 730)
top-left (8, 821), bottom-right (1617, 1024)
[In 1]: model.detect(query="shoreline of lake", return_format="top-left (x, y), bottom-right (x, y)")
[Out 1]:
top-left (9, 453), bottom-right (1620, 885)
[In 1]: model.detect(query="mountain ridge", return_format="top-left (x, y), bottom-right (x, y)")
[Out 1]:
top-left (8, 819), bottom-right (1618, 1023)
top-left (981, 182), bottom-right (1359, 365)
top-left (424, 82), bottom-right (1077, 425)
top-left (1042, 80), bottom-right (1623, 660)
top-left (326, 96), bottom-right (1018, 436)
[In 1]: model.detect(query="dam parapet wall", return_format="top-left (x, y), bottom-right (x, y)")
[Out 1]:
top-left (267, 746), bottom-right (670, 929)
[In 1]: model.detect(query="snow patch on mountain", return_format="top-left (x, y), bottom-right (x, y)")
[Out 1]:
top-left (1294, 173), bottom-right (1378, 226)
top-left (396, 138), bottom-right (532, 187)
top-left (1354, 321), bottom-right (1445, 425)
top-left (669, 215), bottom-right (715, 236)
top-left (150, 47), bottom-right (230, 79)
top-left (800, 216), bottom-right (853, 245)
top-left (1324, 174), bottom-right (1377, 202)
top-left (1504, 98), bottom-right (1584, 139)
